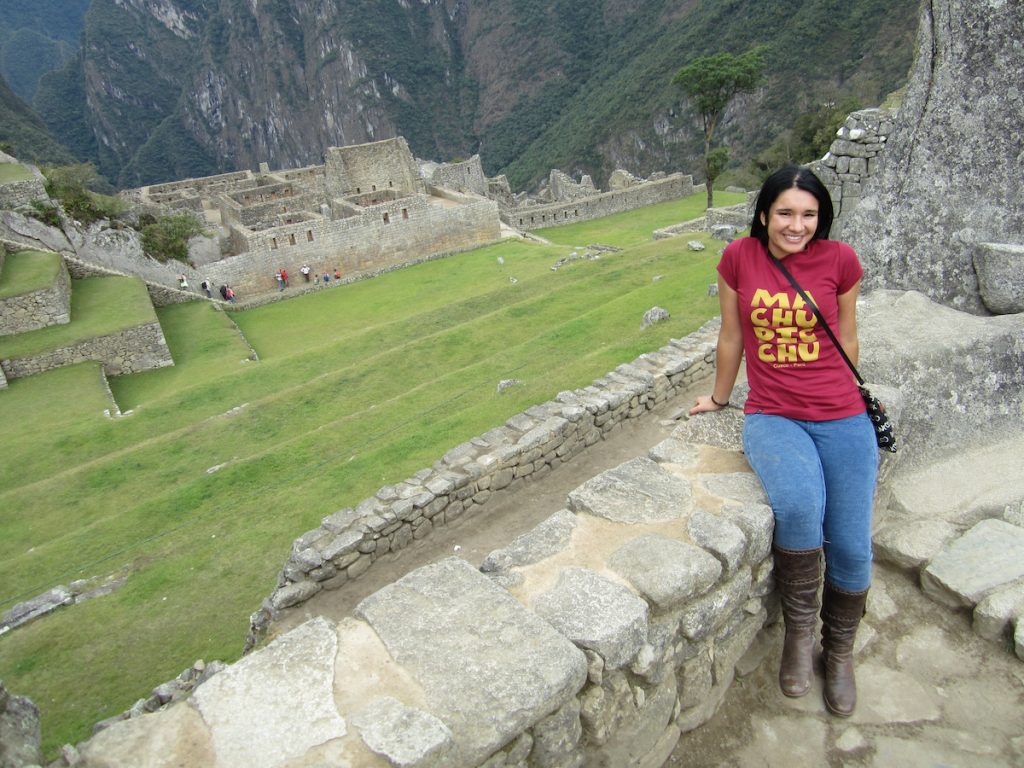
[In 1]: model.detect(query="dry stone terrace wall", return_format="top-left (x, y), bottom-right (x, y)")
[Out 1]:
top-left (0, 320), bottom-right (173, 381)
top-left (0, 174), bottom-right (48, 210)
top-left (504, 173), bottom-right (693, 230)
top-left (250, 320), bottom-right (722, 643)
top-left (0, 255), bottom-right (71, 335)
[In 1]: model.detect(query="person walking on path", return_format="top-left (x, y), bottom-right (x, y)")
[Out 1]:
top-left (280, 268), bottom-right (289, 288)
top-left (689, 165), bottom-right (879, 718)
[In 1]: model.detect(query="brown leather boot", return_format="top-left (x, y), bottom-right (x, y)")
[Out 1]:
top-left (820, 583), bottom-right (869, 717)
top-left (772, 547), bottom-right (822, 697)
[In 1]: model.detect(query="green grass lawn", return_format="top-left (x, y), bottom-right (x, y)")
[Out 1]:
top-left (0, 163), bottom-right (34, 183)
top-left (0, 276), bottom-right (156, 359)
top-left (0, 191), bottom-right (727, 757)
top-left (0, 250), bottom-right (62, 300)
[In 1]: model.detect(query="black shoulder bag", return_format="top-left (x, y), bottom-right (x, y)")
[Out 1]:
top-left (767, 253), bottom-right (897, 453)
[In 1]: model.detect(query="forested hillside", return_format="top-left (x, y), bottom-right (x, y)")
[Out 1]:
top-left (4, 0), bottom-right (920, 190)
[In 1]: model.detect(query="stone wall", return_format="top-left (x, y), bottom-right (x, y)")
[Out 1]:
top-left (503, 173), bottom-right (693, 230)
top-left (250, 320), bottom-right (721, 642)
top-left (0, 173), bottom-right (48, 210)
top-left (428, 155), bottom-right (488, 197)
top-left (324, 137), bottom-right (423, 198)
top-left (0, 253), bottom-right (71, 335)
top-left (203, 194), bottom-right (501, 297)
top-left (0, 321), bottom-right (173, 381)
top-left (810, 108), bottom-right (896, 235)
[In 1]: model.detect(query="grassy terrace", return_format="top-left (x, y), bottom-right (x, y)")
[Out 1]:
top-left (0, 250), bottom-right (62, 300)
top-left (0, 276), bottom-right (156, 359)
top-left (0, 163), bottom-right (34, 184)
top-left (0, 190), bottom-right (743, 756)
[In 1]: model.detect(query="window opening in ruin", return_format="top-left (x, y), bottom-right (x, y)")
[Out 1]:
top-left (356, 187), bottom-right (361, 193)
top-left (372, 185), bottom-right (377, 192)
top-left (289, 233), bottom-right (296, 245)
top-left (306, 230), bottom-right (313, 242)
top-left (519, 219), bottom-right (523, 226)
top-left (271, 238), bottom-right (278, 250)
top-left (402, 208), bottom-right (408, 220)
top-left (383, 212), bottom-right (390, 224)
top-left (388, 181), bottom-right (393, 188)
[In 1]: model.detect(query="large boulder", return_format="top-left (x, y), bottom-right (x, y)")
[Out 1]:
top-left (857, 290), bottom-right (1024, 468)
top-left (0, 682), bottom-right (43, 768)
top-left (841, 1), bottom-right (1024, 315)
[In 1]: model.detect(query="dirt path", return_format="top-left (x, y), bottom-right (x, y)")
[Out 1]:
top-left (272, 375), bottom-right (711, 635)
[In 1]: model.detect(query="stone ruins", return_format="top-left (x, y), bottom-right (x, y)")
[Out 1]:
top-left (125, 137), bottom-right (693, 299)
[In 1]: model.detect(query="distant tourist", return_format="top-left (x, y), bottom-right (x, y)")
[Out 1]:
top-left (301, 264), bottom-right (311, 282)
top-left (323, 272), bottom-right (331, 285)
top-left (200, 279), bottom-right (212, 298)
top-left (178, 274), bottom-right (189, 290)
top-left (689, 165), bottom-right (880, 718)
top-left (334, 268), bottom-right (341, 281)
top-left (219, 284), bottom-right (228, 301)
top-left (280, 268), bottom-right (289, 287)
top-left (275, 270), bottom-right (284, 291)
top-left (225, 286), bottom-right (236, 304)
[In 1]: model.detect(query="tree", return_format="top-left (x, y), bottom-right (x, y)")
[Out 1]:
top-left (672, 48), bottom-right (765, 208)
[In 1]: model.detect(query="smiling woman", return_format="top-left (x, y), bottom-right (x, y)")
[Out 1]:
top-left (689, 164), bottom-right (878, 718)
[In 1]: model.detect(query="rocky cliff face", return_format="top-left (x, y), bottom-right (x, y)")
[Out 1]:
top-left (841, 0), bottom-right (1024, 315)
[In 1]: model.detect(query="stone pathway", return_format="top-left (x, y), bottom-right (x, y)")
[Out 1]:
top-left (667, 559), bottom-right (1024, 767)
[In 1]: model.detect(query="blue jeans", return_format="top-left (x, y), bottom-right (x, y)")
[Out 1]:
top-left (742, 412), bottom-right (879, 591)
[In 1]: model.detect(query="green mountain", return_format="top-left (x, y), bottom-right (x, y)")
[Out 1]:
top-left (0, 71), bottom-right (76, 165)
top-left (23, 0), bottom-right (919, 189)
top-left (0, 0), bottom-right (90, 102)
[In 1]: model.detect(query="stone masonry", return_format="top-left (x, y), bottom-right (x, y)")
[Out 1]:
top-left (0, 321), bottom-right (173, 381)
top-left (248, 321), bottom-right (722, 645)
top-left (0, 251), bottom-right (71, 335)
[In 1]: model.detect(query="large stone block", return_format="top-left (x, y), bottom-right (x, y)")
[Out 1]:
top-left (356, 558), bottom-right (587, 766)
top-left (974, 242), bottom-right (1024, 314)
top-left (532, 567), bottom-right (649, 670)
top-left (608, 534), bottom-right (721, 612)
top-left (921, 519), bottom-right (1024, 608)
top-left (567, 457), bottom-right (694, 523)
top-left (191, 616), bottom-right (346, 768)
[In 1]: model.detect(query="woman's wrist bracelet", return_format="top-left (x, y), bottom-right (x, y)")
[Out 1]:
top-left (710, 394), bottom-right (729, 408)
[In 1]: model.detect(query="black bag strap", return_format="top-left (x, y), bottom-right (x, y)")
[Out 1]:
top-left (765, 251), bottom-right (865, 387)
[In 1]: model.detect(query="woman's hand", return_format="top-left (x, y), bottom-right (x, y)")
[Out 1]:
top-left (689, 394), bottom-right (727, 416)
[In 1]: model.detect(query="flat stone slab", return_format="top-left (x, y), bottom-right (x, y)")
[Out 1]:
top-left (566, 456), bottom-right (694, 523)
top-left (608, 534), bottom-right (721, 611)
top-left (973, 581), bottom-right (1024, 642)
top-left (873, 519), bottom-right (959, 571)
top-left (351, 697), bottom-right (453, 767)
top-left (851, 663), bottom-right (941, 725)
top-left (191, 616), bottom-right (346, 768)
top-left (921, 519), bottom-right (1024, 608)
top-left (672, 407), bottom-right (746, 452)
top-left (0, 586), bottom-right (72, 634)
top-left (699, 472), bottom-right (767, 505)
top-left (480, 508), bottom-right (577, 573)
top-left (532, 567), bottom-right (648, 670)
top-left (356, 558), bottom-right (587, 766)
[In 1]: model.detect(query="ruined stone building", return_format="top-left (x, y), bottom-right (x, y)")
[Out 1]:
top-left (128, 137), bottom-right (692, 297)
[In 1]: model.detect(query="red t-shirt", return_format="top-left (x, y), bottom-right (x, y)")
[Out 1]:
top-left (717, 237), bottom-right (865, 420)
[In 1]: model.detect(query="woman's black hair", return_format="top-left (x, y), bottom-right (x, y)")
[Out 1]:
top-left (749, 164), bottom-right (834, 245)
